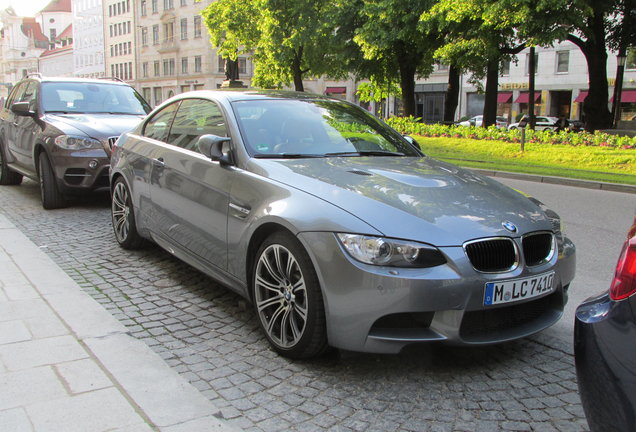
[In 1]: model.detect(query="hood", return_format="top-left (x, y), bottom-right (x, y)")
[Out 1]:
top-left (250, 156), bottom-right (552, 246)
top-left (46, 113), bottom-right (144, 139)
top-left (46, 113), bottom-right (145, 155)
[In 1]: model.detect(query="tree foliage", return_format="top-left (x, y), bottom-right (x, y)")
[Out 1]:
top-left (353, 0), bottom-right (440, 116)
top-left (202, 0), bottom-right (347, 91)
top-left (202, 0), bottom-right (627, 131)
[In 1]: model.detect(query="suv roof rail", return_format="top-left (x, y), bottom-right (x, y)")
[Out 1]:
top-left (26, 72), bottom-right (42, 78)
top-left (99, 76), bottom-right (125, 83)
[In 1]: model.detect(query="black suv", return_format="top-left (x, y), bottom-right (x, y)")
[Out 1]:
top-left (0, 75), bottom-right (151, 209)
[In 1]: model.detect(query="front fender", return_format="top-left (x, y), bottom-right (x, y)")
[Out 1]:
top-left (227, 167), bottom-right (381, 284)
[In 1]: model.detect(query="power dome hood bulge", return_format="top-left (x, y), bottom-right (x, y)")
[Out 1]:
top-left (252, 157), bottom-right (552, 246)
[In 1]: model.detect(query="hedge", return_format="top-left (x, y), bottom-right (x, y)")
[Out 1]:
top-left (386, 116), bottom-right (636, 150)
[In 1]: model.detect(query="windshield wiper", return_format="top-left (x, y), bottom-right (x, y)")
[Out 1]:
top-left (46, 110), bottom-right (70, 114)
top-left (253, 153), bottom-right (326, 159)
top-left (325, 150), bottom-right (405, 157)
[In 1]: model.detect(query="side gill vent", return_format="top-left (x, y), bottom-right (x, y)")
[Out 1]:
top-left (348, 169), bottom-right (373, 176)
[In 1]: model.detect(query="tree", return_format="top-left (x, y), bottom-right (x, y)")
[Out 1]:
top-left (202, 0), bottom-right (347, 91)
top-left (424, 0), bottom-right (525, 127)
top-left (354, 0), bottom-right (440, 117)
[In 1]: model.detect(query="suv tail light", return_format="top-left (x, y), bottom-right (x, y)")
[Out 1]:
top-left (610, 236), bottom-right (636, 300)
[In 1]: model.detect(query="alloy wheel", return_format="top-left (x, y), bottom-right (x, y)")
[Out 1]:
top-left (254, 244), bottom-right (308, 349)
top-left (112, 181), bottom-right (131, 243)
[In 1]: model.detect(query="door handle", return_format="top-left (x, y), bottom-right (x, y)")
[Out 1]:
top-left (152, 157), bottom-right (165, 167)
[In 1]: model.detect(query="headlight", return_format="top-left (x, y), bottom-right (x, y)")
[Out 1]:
top-left (336, 234), bottom-right (446, 268)
top-left (54, 135), bottom-right (102, 150)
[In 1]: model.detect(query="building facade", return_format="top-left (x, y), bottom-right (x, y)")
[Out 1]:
top-left (73, 0), bottom-right (105, 78)
top-left (0, 9), bottom-right (48, 97)
top-left (36, 0), bottom-right (73, 51)
top-left (135, 0), bottom-right (252, 107)
top-left (103, 0), bottom-right (135, 82)
top-left (414, 41), bottom-right (636, 123)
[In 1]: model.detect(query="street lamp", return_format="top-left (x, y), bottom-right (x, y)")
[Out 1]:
top-left (612, 50), bottom-right (627, 128)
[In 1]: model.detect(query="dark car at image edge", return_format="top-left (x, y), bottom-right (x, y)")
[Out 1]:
top-left (0, 74), bottom-right (151, 209)
top-left (575, 213), bottom-right (636, 431)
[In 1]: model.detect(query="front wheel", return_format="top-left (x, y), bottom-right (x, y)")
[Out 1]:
top-left (38, 152), bottom-right (65, 209)
top-left (0, 142), bottom-right (23, 185)
top-left (252, 231), bottom-right (328, 359)
top-left (111, 177), bottom-right (146, 249)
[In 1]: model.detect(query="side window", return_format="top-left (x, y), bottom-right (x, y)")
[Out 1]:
top-left (19, 82), bottom-right (37, 109)
top-left (167, 99), bottom-right (228, 152)
top-left (143, 101), bottom-right (179, 142)
top-left (6, 82), bottom-right (26, 107)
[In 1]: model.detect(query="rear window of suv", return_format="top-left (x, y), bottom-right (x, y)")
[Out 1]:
top-left (41, 82), bottom-right (151, 115)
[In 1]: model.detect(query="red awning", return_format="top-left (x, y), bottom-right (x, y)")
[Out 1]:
top-left (574, 91), bottom-right (588, 103)
top-left (325, 86), bottom-right (346, 94)
top-left (514, 92), bottom-right (541, 104)
top-left (610, 90), bottom-right (636, 103)
top-left (497, 92), bottom-right (512, 103)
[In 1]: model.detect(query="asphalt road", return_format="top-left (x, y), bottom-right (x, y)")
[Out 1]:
top-left (2, 177), bottom-right (628, 432)
top-left (497, 178), bottom-right (635, 344)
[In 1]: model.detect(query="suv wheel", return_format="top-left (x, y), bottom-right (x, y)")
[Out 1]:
top-left (38, 152), bottom-right (66, 209)
top-left (0, 142), bottom-right (23, 185)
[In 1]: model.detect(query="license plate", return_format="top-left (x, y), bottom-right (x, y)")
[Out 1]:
top-left (484, 272), bottom-right (555, 306)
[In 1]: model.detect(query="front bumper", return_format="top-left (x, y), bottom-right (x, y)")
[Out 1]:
top-left (574, 292), bottom-right (636, 431)
top-left (299, 231), bottom-right (576, 353)
top-left (49, 147), bottom-right (110, 194)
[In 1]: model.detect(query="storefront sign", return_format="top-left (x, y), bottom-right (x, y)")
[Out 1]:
top-left (500, 82), bottom-right (529, 90)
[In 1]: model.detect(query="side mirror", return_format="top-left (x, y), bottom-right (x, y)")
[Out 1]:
top-left (402, 135), bottom-right (421, 150)
top-left (11, 101), bottom-right (35, 117)
top-left (197, 134), bottom-right (232, 165)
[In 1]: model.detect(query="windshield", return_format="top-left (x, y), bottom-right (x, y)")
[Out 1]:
top-left (232, 98), bottom-right (421, 158)
top-left (41, 82), bottom-right (151, 115)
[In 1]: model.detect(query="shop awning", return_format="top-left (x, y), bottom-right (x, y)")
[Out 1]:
top-left (574, 91), bottom-right (588, 103)
top-left (497, 92), bottom-right (512, 103)
top-left (325, 86), bottom-right (347, 94)
top-left (610, 90), bottom-right (636, 103)
top-left (514, 92), bottom-right (541, 104)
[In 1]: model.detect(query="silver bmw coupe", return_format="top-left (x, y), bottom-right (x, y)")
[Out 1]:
top-left (110, 90), bottom-right (576, 359)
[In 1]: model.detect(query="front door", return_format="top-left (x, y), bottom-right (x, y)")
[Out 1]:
top-left (148, 98), bottom-right (232, 271)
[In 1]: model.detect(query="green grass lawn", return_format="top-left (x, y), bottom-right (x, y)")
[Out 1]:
top-left (416, 136), bottom-right (636, 186)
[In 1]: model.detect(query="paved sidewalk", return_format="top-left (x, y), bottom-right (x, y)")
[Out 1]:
top-left (0, 214), bottom-right (239, 432)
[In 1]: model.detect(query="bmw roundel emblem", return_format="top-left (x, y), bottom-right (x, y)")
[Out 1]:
top-left (502, 221), bottom-right (517, 233)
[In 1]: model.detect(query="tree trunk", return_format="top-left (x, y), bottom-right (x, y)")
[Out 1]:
top-left (443, 65), bottom-right (460, 123)
top-left (397, 62), bottom-right (416, 117)
top-left (292, 48), bottom-right (305, 92)
top-left (568, 13), bottom-right (612, 131)
top-left (482, 59), bottom-right (499, 127)
top-left (528, 46), bottom-right (536, 129)
top-left (395, 42), bottom-right (417, 117)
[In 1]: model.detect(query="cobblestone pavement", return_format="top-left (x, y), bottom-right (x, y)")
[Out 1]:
top-left (0, 180), bottom-right (589, 432)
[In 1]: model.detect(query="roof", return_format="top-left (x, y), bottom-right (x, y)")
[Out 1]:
top-left (36, 76), bottom-right (130, 86)
top-left (40, 0), bottom-right (72, 13)
top-left (174, 89), bottom-right (334, 103)
top-left (57, 24), bottom-right (72, 40)
top-left (40, 45), bottom-right (72, 57)
top-left (21, 18), bottom-right (48, 43)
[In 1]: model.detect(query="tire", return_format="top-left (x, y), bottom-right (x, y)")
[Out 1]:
top-left (111, 177), bottom-right (146, 249)
top-left (38, 152), bottom-right (66, 209)
top-left (252, 231), bottom-right (328, 359)
top-left (0, 141), bottom-right (23, 185)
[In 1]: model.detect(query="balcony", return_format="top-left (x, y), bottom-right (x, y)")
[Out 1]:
top-left (157, 38), bottom-right (178, 53)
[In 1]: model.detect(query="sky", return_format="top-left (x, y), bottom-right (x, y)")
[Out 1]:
top-left (0, 0), bottom-right (51, 17)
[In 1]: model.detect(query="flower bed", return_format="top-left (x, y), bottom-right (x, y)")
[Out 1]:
top-left (386, 116), bottom-right (636, 150)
